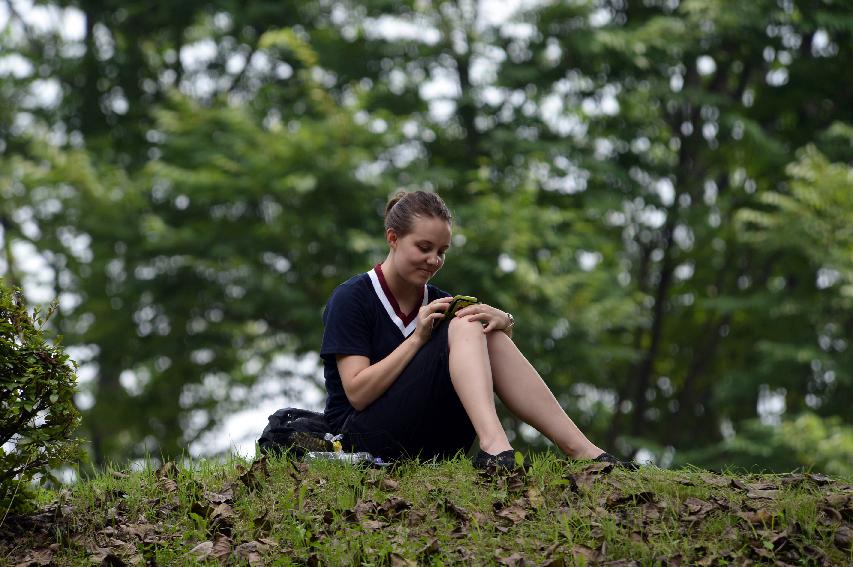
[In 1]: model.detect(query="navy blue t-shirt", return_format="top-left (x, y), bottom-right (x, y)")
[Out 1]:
top-left (320, 266), bottom-right (450, 431)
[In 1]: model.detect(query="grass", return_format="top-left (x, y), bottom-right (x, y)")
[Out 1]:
top-left (1, 452), bottom-right (851, 566)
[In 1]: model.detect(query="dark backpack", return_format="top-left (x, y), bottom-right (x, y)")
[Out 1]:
top-left (257, 407), bottom-right (336, 457)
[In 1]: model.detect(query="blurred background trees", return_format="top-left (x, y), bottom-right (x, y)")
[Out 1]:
top-left (1, 0), bottom-right (851, 475)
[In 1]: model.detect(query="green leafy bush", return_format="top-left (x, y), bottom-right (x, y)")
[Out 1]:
top-left (1, 281), bottom-right (81, 512)
top-left (674, 413), bottom-right (853, 479)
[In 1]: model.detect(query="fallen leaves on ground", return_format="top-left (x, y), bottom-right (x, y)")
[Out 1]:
top-left (4, 457), bottom-right (852, 567)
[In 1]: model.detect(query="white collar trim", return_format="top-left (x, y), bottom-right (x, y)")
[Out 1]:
top-left (367, 268), bottom-right (428, 337)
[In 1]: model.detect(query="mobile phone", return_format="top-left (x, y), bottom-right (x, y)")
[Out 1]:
top-left (435, 295), bottom-right (479, 328)
top-left (446, 295), bottom-right (479, 317)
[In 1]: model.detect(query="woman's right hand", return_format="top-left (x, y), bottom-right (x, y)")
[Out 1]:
top-left (412, 296), bottom-right (453, 344)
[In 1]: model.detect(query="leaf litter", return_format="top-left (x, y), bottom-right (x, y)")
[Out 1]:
top-left (2, 455), bottom-right (851, 566)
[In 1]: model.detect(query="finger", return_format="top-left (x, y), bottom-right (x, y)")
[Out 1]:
top-left (430, 296), bottom-right (454, 305)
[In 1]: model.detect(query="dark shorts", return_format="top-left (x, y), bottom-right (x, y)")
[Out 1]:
top-left (341, 323), bottom-right (475, 461)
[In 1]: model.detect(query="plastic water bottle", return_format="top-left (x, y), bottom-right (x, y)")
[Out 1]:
top-left (305, 451), bottom-right (375, 464)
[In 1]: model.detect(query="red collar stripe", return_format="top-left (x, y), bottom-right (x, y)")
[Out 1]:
top-left (374, 263), bottom-right (423, 326)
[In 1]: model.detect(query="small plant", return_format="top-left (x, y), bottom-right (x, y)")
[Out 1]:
top-left (0, 281), bottom-right (82, 514)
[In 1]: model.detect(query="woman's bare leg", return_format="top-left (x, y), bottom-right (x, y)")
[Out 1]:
top-left (447, 317), bottom-right (513, 454)
top-left (485, 331), bottom-right (603, 459)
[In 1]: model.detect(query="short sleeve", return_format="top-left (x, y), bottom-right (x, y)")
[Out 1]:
top-left (429, 285), bottom-right (452, 301)
top-left (320, 282), bottom-right (372, 361)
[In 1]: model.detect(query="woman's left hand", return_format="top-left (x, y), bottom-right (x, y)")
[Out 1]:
top-left (454, 303), bottom-right (511, 334)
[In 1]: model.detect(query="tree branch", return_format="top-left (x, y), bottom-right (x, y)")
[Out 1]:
top-left (227, 40), bottom-right (259, 95)
top-left (0, 216), bottom-right (20, 289)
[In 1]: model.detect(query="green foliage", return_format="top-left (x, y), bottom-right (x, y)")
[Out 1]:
top-left (676, 413), bottom-right (853, 479)
top-left (1, 0), bottom-right (852, 473)
top-left (737, 143), bottom-right (853, 303)
top-left (0, 281), bottom-right (81, 512)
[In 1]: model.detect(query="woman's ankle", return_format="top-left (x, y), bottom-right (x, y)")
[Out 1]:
top-left (479, 437), bottom-right (513, 455)
top-left (561, 442), bottom-right (603, 460)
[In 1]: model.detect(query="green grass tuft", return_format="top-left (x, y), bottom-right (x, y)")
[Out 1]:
top-left (1, 453), bottom-right (851, 565)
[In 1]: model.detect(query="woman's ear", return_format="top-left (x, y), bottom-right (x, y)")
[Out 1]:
top-left (386, 228), bottom-right (398, 249)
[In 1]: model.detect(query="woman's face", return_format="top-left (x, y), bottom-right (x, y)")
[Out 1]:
top-left (388, 215), bottom-right (452, 286)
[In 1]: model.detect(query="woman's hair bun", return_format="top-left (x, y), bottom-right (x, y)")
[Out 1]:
top-left (384, 190), bottom-right (409, 218)
top-left (384, 190), bottom-right (451, 237)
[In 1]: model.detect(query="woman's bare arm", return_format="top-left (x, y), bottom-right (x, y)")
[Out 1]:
top-left (336, 296), bottom-right (452, 411)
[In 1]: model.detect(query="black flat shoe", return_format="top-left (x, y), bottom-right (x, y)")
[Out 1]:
top-left (594, 452), bottom-right (640, 470)
top-left (472, 449), bottom-right (529, 471)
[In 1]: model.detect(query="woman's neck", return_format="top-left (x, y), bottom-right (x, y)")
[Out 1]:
top-left (380, 258), bottom-right (421, 307)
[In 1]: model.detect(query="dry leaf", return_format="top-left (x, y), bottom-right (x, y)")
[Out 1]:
top-left (737, 508), bottom-right (775, 525)
top-left (525, 487), bottom-right (544, 508)
top-left (441, 498), bottom-right (470, 524)
top-left (570, 462), bottom-right (615, 490)
top-left (350, 499), bottom-right (379, 520)
top-left (380, 478), bottom-right (400, 491)
top-left (239, 455), bottom-right (270, 490)
top-left (744, 480), bottom-right (777, 491)
top-left (157, 477), bottom-right (178, 494)
top-left (156, 461), bottom-right (178, 479)
top-left (388, 553), bottom-right (417, 567)
top-left (205, 485), bottom-right (234, 504)
top-left (120, 523), bottom-right (155, 541)
top-left (254, 509), bottom-right (272, 533)
top-left (835, 525), bottom-right (852, 550)
top-left (14, 548), bottom-right (54, 567)
top-left (407, 509), bottom-right (427, 527)
top-left (418, 538), bottom-right (440, 558)
top-left (779, 472), bottom-right (807, 486)
top-left (570, 544), bottom-right (599, 562)
top-left (234, 541), bottom-right (266, 567)
top-left (88, 547), bottom-right (127, 566)
top-left (189, 541), bottom-right (213, 559)
top-left (808, 473), bottom-right (833, 485)
top-left (824, 493), bottom-right (849, 508)
top-left (506, 471), bottom-right (528, 493)
top-left (495, 550), bottom-right (526, 566)
top-left (210, 503), bottom-right (234, 521)
top-left (655, 553), bottom-right (682, 567)
top-left (495, 504), bottom-right (528, 524)
top-left (682, 497), bottom-right (716, 521)
top-left (699, 474), bottom-right (731, 488)
top-left (746, 489), bottom-right (779, 500)
top-left (211, 534), bottom-right (232, 562)
top-left (379, 496), bottom-right (412, 518)
top-left (360, 519), bottom-right (386, 531)
top-left (210, 503), bottom-right (235, 535)
top-left (607, 491), bottom-right (656, 508)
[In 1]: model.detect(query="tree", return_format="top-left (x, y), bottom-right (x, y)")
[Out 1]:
top-left (2, 0), bottom-right (851, 473)
top-left (1, 282), bottom-right (81, 511)
top-left (489, 0), bottom-right (853, 462)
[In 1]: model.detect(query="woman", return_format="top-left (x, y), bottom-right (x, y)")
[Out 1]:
top-left (320, 190), bottom-right (627, 469)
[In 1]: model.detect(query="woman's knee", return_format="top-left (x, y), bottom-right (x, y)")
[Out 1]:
top-left (448, 316), bottom-right (485, 343)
